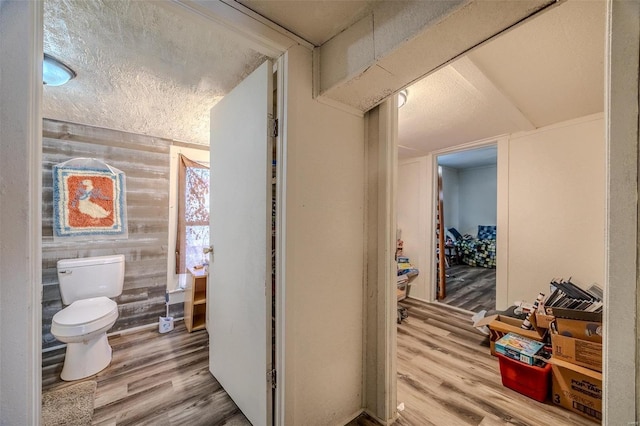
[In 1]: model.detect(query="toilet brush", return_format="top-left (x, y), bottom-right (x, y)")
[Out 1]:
top-left (159, 291), bottom-right (174, 333)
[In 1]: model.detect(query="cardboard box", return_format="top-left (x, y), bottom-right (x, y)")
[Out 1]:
top-left (550, 358), bottom-right (602, 422)
top-left (551, 307), bottom-right (602, 323)
top-left (554, 318), bottom-right (602, 344)
top-left (495, 332), bottom-right (545, 366)
top-left (535, 305), bottom-right (555, 329)
top-left (551, 334), bottom-right (602, 372)
top-left (475, 314), bottom-right (545, 356)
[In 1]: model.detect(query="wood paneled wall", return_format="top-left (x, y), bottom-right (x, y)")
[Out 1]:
top-left (42, 119), bottom-right (171, 349)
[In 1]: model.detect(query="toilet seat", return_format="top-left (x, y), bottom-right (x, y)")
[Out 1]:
top-left (52, 296), bottom-right (118, 338)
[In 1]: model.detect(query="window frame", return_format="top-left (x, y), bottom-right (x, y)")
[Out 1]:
top-left (167, 145), bottom-right (210, 295)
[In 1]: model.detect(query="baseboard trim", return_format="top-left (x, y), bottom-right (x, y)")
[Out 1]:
top-left (362, 408), bottom-right (397, 425)
top-left (405, 296), bottom-right (475, 315)
top-left (342, 409), bottom-right (365, 425)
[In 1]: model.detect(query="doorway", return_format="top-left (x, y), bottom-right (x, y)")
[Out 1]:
top-left (436, 145), bottom-right (497, 313)
top-left (393, 0), bottom-right (613, 422)
top-left (39, 1), bottom-right (285, 424)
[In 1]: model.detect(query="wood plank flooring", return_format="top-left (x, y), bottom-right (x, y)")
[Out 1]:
top-left (442, 264), bottom-right (496, 313)
top-left (42, 322), bottom-right (250, 426)
top-left (395, 298), bottom-right (598, 425)
top-left (43, 302), bottom-right (597, 425)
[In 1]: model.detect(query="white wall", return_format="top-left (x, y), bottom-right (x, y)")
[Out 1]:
top-left (440, 166), bottom-right (459, 233)
top-left (458, 165), bottom-right (497, 236)
top-left (398, 115), bottom-right (605, 311)
top-left (506, 114), bottom-right (605, 305)
top-left (282, 44), bottom-right (365, 425)
top-left (397, 156), bottom-right (432, 301)
top-left (0, 1), bottom-right (42, 424)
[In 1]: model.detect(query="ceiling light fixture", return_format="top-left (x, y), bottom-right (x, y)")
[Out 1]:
top-left (43, 54), bottom-right (76, 86)
top-left (398, 89), bottom-right (408, 108)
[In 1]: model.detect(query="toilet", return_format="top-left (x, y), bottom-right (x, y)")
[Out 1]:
top-left (51, 254), bottom-right (125, 381)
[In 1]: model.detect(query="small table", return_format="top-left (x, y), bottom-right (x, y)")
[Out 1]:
top-left (444, 243), bottom-right (459, 266)
top-left (185, 267), bottom-right (207, 332)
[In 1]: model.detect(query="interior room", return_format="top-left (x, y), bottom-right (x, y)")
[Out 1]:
top-left (38, 1), bottom-right (243, 422)
top-left (1, 0), bottom-right (639, 425)
top-left (438, 146), bottom-right (498, 313)
top-left (40, 0), bottom-right (249, 348)
top-left (396, 0), bottom-right (606, 310)
top-left (394, 1), bottom-right (609, 423)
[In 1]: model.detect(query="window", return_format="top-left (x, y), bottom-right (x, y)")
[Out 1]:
top-left (168, 147), bottom-right (210, 296)
top-left (175, 154), bottom-right (210, 276)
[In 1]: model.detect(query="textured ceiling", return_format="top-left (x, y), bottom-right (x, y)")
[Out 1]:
top-left (43, 0), bottom-right (266, 145)
top-left (397, 61), bottom-right (526, 157)
top-left (43, 0), bottom-right (605, 154)
top-left (397, 0), bottom-right (605, 158)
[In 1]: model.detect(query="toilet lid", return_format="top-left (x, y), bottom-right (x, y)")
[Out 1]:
top-left (54, 296), bottom-right (117, 326)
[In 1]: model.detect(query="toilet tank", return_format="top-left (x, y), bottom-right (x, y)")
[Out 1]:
top-left (57, 255), bottom-right (125, 305)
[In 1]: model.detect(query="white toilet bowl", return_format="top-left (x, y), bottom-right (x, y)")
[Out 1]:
top-left (51, 296), bottom-right (119, 381)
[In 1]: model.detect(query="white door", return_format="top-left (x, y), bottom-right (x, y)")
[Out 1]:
top-left (208, 60), bottom-right (273, 426)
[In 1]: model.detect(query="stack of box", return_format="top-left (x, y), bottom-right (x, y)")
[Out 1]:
top-left (528, 280), bottom-right (603, 421)
top-left (475, 309), bottom-right (552, 402)
top-left (549, 310), bottom-right (603, 422)
top-left (397, 256), bottom-right (419, 279)
top-left (396, 255), bottom-right (418, 323)
top-left (397, 256), bottom-right (419, 301)
top-left (530, 280), bottom-right (603, 421)
top-left (476, 280), bottom-right (603, 413)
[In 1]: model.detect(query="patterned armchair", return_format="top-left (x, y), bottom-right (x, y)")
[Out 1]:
top-left (454, 225), bottom-right (496, 268)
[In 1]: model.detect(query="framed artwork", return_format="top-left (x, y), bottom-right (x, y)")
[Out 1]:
top-left (53, 158), bottom-right (128, 239)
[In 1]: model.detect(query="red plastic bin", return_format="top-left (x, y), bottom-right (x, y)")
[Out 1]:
top-left (496, 353), bottom-right (551, 402)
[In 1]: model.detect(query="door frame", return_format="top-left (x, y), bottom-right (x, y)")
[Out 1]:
top-left (602, 1), bottom-right (639, 422)
top-left (6, 1), bottom-right (295, 425)
top-left (272, 56), bottom-right (287, 426)
top-left (363, 98), bottom-right (400, 423)
top-left (0, 1), bottom-right (43, 424)
top-left (388, 1), bottom-right (639, 422)
top-left (430, 139), bottom-right (502, 306)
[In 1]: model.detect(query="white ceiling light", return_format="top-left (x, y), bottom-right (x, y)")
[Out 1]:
top-left (43, 54), bottom-right (76, 86)
top-left (398, 89), bottom-right (408, 108)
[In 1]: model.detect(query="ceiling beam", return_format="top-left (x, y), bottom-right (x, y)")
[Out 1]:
top-left (316, 0), bottom-right (558, 113)
top-left (450, 56), bottom-right (536, 131)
